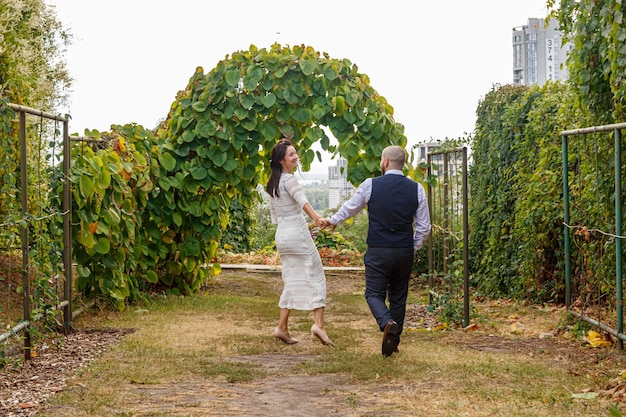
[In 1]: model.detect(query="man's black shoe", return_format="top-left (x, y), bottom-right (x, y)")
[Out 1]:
top-left (382, 320), bottom-right (399, 357)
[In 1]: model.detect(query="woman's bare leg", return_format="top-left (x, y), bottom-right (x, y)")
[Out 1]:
top-left (273, 308), bottom-right (297, 344)
top-left (311, 307), bottom-right (334, 346)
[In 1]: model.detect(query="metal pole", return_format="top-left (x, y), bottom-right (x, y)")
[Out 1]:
top-left (615, 128), bottom-right (623, 350)
top-left (19, 111), bottom-right (31, 361)
top-left (63, 119), bottom-right (73, 333)
top-left (569, 310), bottom-right (626, 342)
top-left (427, 153), bottom-right (434, 305)
top-left (562, 133), bottom-right (571, 309)
top-left (7, 103), bottom-right (61, 121)
top-left (562, 122), bottom-right (626, 136)
top-left (443, 155), bottom-right (449, 276)
top-left (462, 147), bottom-right (469, 327)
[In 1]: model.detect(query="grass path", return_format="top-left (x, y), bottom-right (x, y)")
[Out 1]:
top-left (35, 270), bottom-right (626, 416)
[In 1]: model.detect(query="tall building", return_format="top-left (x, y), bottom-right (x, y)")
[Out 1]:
top-left (415, 142), bottom-right (442, 162)
top-left (512, 17), bottom-right (572, 86)
top-left (414, 142), bottom-right (444, 172)
top-left (328, 158), bottom-right (354, 209)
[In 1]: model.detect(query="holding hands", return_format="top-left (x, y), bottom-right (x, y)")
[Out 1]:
top-left (315, 217), bottom-right (333, 229)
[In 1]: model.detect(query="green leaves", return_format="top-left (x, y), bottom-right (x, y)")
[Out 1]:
top-left (209, 151), bottom-right (227, 167)
top-left (243, 65), bottom-right (264, 90)
top-left (298, 57), bottom-right (317, 76)
top-left (103, 207), bottom-right (120, 225)
top-left (556, 0), bottom-right (626, 122)
top-left (70, 43), bottom-right (406, 308)
top-left (158, 152), bottom-right (177, 171)
top-left (95, 237), bottom-right (110, 254)
top-left (332, 96), bottom-right (346, 116)
top-left (224, 68), bottom-right (241, 88)
top-left (189, 166), bottom-right (207, 180)
top-left (293, 108), bottom-right (312, 123)
top-left (261, 92), bottom-right (276, 108)
top-left (146, 270), bottom-right (159, 284)
top-left (79, 175), bottom-right (95, 200)
top-left (468, 82), bottom-right (593, 302)
top-left (192, 100), bottom-right (207, 113)
top-left (71, 127), bottom-right (157, 306)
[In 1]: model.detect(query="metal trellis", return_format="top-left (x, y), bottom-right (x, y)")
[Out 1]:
top-left (562, 122), bottom-right (626, 350)
top-left (0, 103), bottom-right (72, 360)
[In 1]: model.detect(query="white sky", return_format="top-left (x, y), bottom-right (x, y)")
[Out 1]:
top-left (47, 0), bottom-right (551, 176)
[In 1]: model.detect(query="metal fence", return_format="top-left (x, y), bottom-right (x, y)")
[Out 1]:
top-left (0, 103), bottom-right (73, 360)
top-left (562, 122), bottom-right (626, 350)
top-left (426, 147), bottom-right (470, 327)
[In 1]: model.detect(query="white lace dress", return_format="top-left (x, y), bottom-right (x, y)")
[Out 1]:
top-left (269, 173), bottom-right (326, 310)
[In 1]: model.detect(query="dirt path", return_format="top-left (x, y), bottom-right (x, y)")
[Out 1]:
top-left (94, 355), bottom-right (390, 417)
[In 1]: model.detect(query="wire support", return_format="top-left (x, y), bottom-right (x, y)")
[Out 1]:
top-left (431, 223), bottom-right (462, 242)
top-left (0, 210), bottom-right (70, 228)
top-left (563, 222), bottom-right (625, 240)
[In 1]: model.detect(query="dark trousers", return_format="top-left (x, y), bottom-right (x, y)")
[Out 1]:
top-left (363, 246), bottom-right (414, 340)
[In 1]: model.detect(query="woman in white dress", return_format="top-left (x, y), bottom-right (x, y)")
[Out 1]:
top-left (266, 139), bottom-right (333, 346)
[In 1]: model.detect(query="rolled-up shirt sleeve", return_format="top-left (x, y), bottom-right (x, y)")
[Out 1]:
top-left (413, 183), bottom-right (431, 250)
top-left (329, 178), bottom-right (371, 225)
top-left (329, 175), bottom-right (430, 251)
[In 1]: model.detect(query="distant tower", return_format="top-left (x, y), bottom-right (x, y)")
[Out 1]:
top-left (512, 17), bottom-right (572, 86)
top-left (415, 141), bottom-right (444, 173)
top-left (415, 142), bottom-right (442, 162)
top-left (328, 158), bottom-right (354, 209)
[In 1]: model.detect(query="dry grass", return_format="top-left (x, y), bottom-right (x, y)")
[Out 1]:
top-left (26, 270), bottom-right (626, 416)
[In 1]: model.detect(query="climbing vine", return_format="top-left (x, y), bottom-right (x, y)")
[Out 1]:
top-left (469, 82), bottom-right (595, 302)
top-left (552, 0), bottom-right (626, 123)
top-left (70, 43), bottom-right (407, 305)
top-left (469, 84), bottom-right (528, 296)
top-left (0, 0), bottom-right (71, 234)
top-left (69, 125), bottom-right (158, 309)
top-left (0, 0), bottom-right (72, 329)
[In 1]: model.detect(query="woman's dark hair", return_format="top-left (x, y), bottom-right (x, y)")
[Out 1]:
top-left (266, 139), bottom-right (293, 198)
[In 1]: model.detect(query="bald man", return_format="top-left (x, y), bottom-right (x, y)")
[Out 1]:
top-left (323, 146), bottom-right (431, 357)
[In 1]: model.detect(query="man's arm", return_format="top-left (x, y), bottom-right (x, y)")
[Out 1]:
top-left (413, 183), bottom-right (431, 250)
top-left (327, 178), bottom-right (372, 226)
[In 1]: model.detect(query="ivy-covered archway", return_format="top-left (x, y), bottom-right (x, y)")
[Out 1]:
top-left (73, 43), bottom-right (407, 304)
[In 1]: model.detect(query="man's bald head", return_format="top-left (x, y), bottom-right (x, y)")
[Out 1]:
top-left (381, 146), bottom-right (406, 171)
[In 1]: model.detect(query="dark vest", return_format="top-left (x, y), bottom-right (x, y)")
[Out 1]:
top-left (367, 174), bottom-right (418, 248)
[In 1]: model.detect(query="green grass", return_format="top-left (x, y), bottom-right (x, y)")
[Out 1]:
top-left (196, 358), bottom-right (266, 383)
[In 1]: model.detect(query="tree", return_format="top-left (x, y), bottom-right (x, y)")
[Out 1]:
top-left (0, 0), bottom-right (72, 232)
top-left (553, 0), bottom-right (626, 123)
top-left (0, 0), bottom-right (71, 108)
top-left (0, 0), bottom-right (73, 320)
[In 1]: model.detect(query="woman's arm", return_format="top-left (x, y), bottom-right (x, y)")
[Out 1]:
top-left (303, 202), bottom-right (324, 227)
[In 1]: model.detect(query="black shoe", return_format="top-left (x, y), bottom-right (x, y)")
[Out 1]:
top-left (382, 320), bottom-right (399, 357)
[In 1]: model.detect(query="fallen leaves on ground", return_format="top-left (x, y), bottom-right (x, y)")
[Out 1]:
top-left (586, 329), bottom-right (614, 348)
top-left (0, 328), bottom-right (133, 417)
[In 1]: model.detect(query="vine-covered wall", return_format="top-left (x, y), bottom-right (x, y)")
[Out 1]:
top-left (469, 81), bottom-right (592, 302)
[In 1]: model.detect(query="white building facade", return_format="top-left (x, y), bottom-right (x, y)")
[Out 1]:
top-left (512, 17), bottom-right (572, 87)
top-left (328, 158), bottom-right (354, 209)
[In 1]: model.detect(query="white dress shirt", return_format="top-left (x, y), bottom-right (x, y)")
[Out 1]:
top-left (329, 170), bottom-right (431, 250)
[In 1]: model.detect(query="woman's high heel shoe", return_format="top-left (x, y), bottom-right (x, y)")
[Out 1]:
top-left (273, 327), bottom-right (298, 344)
top-left (311, 324), bottom-right (334, 346)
